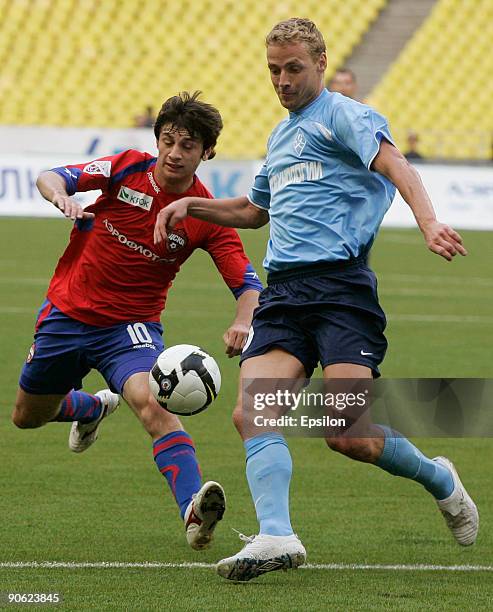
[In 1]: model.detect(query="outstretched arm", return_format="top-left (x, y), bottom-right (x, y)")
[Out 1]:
top-left (371, 140), bottom-right (467, 261)
top-left (37, 171), bottom-right (95, 221)
top-left (154, 196), bottom-right (269, 245)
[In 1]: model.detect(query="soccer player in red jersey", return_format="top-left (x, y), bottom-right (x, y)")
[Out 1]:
top-left (12, 92), bottom-right (262, 551)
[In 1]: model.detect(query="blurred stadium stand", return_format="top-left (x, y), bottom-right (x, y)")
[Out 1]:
top-left (0, 0), bottom-right (491, 160)
top-left (0, 0), bottom-right (385, 157)
top-left (342, 0), bottom-right (436, 100)
top-left (368, 0), bottom-right (493, 159)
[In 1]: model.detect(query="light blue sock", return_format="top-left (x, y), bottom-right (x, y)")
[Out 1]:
top-left (244, 433), bottom-right (293, 536)
top-left (376, 426), bottom-right (454, 500)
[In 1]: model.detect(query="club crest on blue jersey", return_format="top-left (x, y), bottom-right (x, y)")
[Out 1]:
top-left (293, 128), bottom-right (307, 156)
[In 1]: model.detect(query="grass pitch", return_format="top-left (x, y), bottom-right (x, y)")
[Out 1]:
top-left (0, 219), bottom-right (492, 610)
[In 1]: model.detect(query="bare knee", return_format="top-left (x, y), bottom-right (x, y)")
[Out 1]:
top-left (13, 389), bottom-right (64, 429)
top-left (12, 404), bottom-right (43, 429)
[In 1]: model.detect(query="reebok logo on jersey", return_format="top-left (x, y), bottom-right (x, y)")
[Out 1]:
top-left (83, 161), bottom-right (112, 177)
top-left (293, 128), bottom-right (307, 156)
top-left (147, 171), bottom-right (160, 194)
top-left (117, 186), bottom-right (153, 211)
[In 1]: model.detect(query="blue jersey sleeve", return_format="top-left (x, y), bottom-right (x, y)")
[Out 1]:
top-left (230, 262), bottom-right (263, 299)
top-left (331, 101), bottom-right (395, 169)
top-left (49, 152), bottom-right (146, 196)
top-left (202, 223), bottom-right (263, 299)
top-left (248, 163), bottom-right (271, 210)
top-left (50, 167), bottom-right (84, 196)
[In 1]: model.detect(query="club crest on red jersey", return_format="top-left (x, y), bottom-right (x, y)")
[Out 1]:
top-left (83, 161), bottom-right (112, 177)
top-left (166, 229), bottom-right (188, 253)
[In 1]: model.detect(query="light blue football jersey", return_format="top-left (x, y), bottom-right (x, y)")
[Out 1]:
top-left (248, 89), bottom-right (396, 272)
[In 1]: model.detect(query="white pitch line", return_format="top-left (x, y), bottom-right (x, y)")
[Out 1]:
top-left (306, 563), bottom-right (493, 572)
top-left (379, 288), bottom-right (483, 298)
top-left (2, 308), bottom-right (491, 324)
top-left (380, 273), bottom-right (493, 287)
top-left (0, 278), bottom-right (48, 286)
top-left (377, 235), bottom-right (422, 246)
top-left (0, 306), bottom-right (34, 314)
top-left (388, 314), bottom-right (493, 324)
top-left (1, 561), bottom-right (492, 572)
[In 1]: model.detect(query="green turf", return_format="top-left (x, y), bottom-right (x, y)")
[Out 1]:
top-left (1, 219), bottom-right (492, 610)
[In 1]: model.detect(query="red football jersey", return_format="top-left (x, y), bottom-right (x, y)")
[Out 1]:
top-left (47, 150), bottom-right (261, 327)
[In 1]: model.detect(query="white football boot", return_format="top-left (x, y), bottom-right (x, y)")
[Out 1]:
top-left (434, 456), bottom-right (479, 546)
top-left (68, 389), bottom-right (120, 453)
top-left (184, 481), bottom-right (226, 550)
top-left (216, 532), bottom-right (306, 582)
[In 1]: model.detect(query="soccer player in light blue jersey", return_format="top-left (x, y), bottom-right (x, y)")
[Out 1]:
top-left (155, 18), bottom-right (478, 581)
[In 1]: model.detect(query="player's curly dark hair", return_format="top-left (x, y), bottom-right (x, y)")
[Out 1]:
top-left (153, 91), bottom-right (223, 160)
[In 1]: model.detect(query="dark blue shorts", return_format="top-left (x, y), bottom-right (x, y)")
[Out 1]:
top-left (240, 261), bottom-right (387, 378)
top-left (19, 300), bottom-right (164, 395)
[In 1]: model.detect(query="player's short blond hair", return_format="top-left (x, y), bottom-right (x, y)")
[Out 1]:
top-left (266, 18), bottom-right (326, 60)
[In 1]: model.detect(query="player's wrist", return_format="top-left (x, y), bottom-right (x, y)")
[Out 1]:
top-left (51, 190), bottom-right (69, 203)
top-left (417, 216), bottom-right (438, 233)
top-left (185, 197), bottom-right (199, 213)
top-left (231, 319), bottom-right (251, 329)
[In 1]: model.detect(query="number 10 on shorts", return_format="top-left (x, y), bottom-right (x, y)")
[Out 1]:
top-left (126, 323), bottom-right (152, 345)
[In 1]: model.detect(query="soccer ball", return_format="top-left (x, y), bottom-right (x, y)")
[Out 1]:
top-left (149, 344), bottom-right (221, 416)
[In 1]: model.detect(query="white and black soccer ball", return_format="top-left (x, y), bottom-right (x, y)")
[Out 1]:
top-left (149, 344), bottom-right (221, 416)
